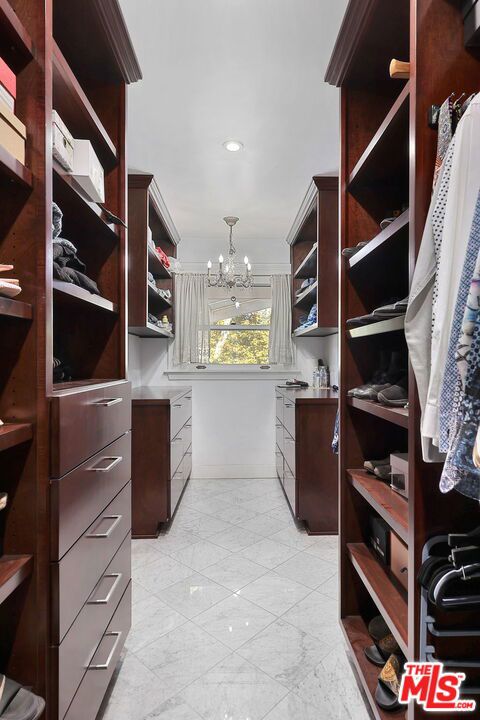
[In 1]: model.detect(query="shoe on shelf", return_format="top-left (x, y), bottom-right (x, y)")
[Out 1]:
top-left (353, 383), bottom-right (391, 401)
top-left (375, 654), bottom-right (405, 712)
top-left (0, 280), bottom-right (21, 298)
top-left (374, 464), bottom-right (392, 481)
top-left (377, 377), bottom-right (408, 407)
top-left (341, 241), bottom-right (368, 258)
top-left (364, 457), bottom-right (390, 473)
top-left (365, 632), bottom-right (401, 667)
top-left (372, 297), bottom-right (409, 317)
top-left (0, 492), bottom-right (7, 511)
top-left (348, 351), bottom-right (390, 397)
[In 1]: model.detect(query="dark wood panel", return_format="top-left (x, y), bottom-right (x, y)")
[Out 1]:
top-left (0, 297), bottom-right (33, 320)
top-left (347, 397), bottom-right (409, 428)
top-left (348, 469), bottom-right (408, 543)
top-left (0, 422), bottom-right (32, 452)
top-left (0, 555), bottom-right (32, 605)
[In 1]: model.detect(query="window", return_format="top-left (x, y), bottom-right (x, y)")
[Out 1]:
top-left (208, 290), bottom-right (271, 365)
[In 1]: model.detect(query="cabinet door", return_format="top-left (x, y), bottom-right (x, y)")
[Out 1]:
top-left (283, 400), bottom-right (296, 438)
top-left (275, 447), bottom-right (284, 482)
top-left (284, 462), bottom-right (296, 516)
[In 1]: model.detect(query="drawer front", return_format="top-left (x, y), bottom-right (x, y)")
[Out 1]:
top-left (283, 400), bottom-right (296, 439)
top-left (51, 382), bottom-right (131, 478)
top-left (54, 534), bottom-right (131, 719)
top-left (284, 462), bottom-right (296, 515)
top-left (171, 420), bottom-right (192, 477)
top-left (170, 393), bottom-right (192, 440)
top-left (170, 463), bottom-right (186, 516)
top-left (63, 583), bottom-right (131, 720)
top-left (275, 448), bottom-right (283, 482)
top-left (275, 393), bottom-right (284, 424)
top-left (51, 433), bottom-right (131, 560)
top-left (52, 483), bottom-right (131, 644)
top-left (275, 422), bottom-right (283, 454)
top-left (184, 444), bottom-right (192, 481)
top-left (283, 429), bottom-right (296, 476)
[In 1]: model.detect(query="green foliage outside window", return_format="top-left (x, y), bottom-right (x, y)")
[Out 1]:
top-left (209, 308), bottom-right (271, 364)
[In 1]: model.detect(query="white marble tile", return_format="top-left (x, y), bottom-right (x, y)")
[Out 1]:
top-left (133, 554), bottom-right (193, 593)
top-left (132, 580), bottom-right (152, 605)
top-left (239, 538), bottom-right (299, 570)
top-left (237, 618), bottom-right (331, 690)
top-left (236, 513), bottom-right (290, 538)
top-left (241, 494), bottom-right (285, 514)
top-left (136, 623), bottom-right (231, 697)
top-left (209, 525), bottom-right (263, 552)
top-left (201, 555), bottom-right (268, 592)
top-left (238, 572), bottom-right (312, 616)
top-left (158, 572), bottom-right (231, 619)
top-left (265, 505), bottom-right (295, 524)
top-left (195, 594), bottom-right (276, 650)
top-left (215, 487), bottom-right (262, 504)
top-left (281, 592), bottom-right (343, 647)
top-left (263, 692), bottom-right (324, 720)
top-left (168, 539), bottom-right (232, 571)
top-left (269, 527), bottom-right (318, 551)
top-left (155, 530), bottom-right (204, 554)
top-left (317, 572), bottom-right (339, 601)
top-left (292, 644), bottom-right (371, 720)
top-left (304, 536), bottom-right (339, 564)
top-left (169, 513), bottom-right (234, 539)
top-left (247, 479), bottom-right (284, 497)
top-left (132, 539), bottom-right (167, 569)
top-left (214, 504), bottom-right (259, 525)
top-left (274, 552), bottom-right (337, 590)
top-left (142, 696), bottom-right (202, 720)
top-left (126, 595), bottom-right (187, 653)
top-left (180, 653), bottom-right (288, 720)
top-left (190, 496), bottom-right (235, 515)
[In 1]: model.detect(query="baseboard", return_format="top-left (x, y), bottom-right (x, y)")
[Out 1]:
top-left (192, 464), bottom-right (276, 479)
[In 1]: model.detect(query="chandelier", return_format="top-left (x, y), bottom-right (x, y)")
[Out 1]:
top-left (207, 216), bottom-right (253, 288)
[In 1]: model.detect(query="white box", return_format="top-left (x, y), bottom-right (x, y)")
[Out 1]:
top-left (52, 110), bottom-right (74, 171)
top-left (72, 138), bottom-right (105, 203)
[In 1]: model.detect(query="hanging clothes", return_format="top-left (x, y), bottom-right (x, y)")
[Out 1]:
top-left (432, 95), bottom-right (453, 189)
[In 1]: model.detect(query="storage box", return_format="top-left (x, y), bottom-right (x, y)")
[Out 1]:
top-left (52, 110), bottom-right (74, 171)
top-left (391, 533), bottom-right (408, 591)
top-left (0, 84), bottom-right (14, 113)
top-left (0, 101), bottom-right (26, 164)
top-left (369, 515), bottom-right (390, 566)
top-left (72, 138), bottom-right (105, 202)
top-left (390, 452), bottom-right (409, 498)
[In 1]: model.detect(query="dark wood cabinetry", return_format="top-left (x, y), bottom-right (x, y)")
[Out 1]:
top-left (275, 386), bottom-right (338, 534)
top-left (132, 386), bottom-right (192, 538)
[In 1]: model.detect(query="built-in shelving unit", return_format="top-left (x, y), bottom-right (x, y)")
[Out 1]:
top-left (0, 422), bottom-right (33, 452)
top-left (326, 2), bottom-right (480, 718)
top-left (0, 297), bottom-right (33, 320)
top-left (0, 555), bottom-right (33, 606)
top-left (128, 172), bottom-right (179, 338)
top-left (288, 175), bottom-right (338, 336)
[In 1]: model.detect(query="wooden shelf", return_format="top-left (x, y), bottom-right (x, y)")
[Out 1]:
top-left (147, 283), bottom-right (172, 309)
top-left (294, 244), bottom-right (317, 279)
top-left (0, 555), bottom-right (33, 606)
top-left (293, 324), bottom-right (338, 338)
top-left (148, 247), bottom-right (172, 279)
top-left (53, 161), bottom-right (120, 243)
top-left (129, 322), bottom-right (173, 338)
top-left (347, 470), bottom-right (408, 544)
top-left (0, 0), bottom-right (34, 71)
top-left (52, 41), bottom-right (117, 168)
top-left (347, 397), bottom-right (408, 428)
top-left (0, 297), bottom-right (33, 320)
top-left (347, 543), bottom-right (408, 656)
top-left (342, 616), bottom-right (404, 720)
top-left (53, 281), bottom-right (117, 314)
top-left (0, 422), bottom-right (32, 452)
top-left (347, 315), bottom-right (405, 339)
top-left (294, 281), bottom-right (317, 310)
top-left (349, 210), bottom-right (410, 269)
top-left (0, 143), bottom-right (33, 189)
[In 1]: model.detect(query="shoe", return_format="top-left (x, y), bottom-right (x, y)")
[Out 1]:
top-left (0, 280), bottom-right (21, 298)
top-left (0, 493), bottom-right (7, 511)
top-left (365, 632), bottom-right (401, 667)
top-left (348, 351), bottom-right (390, 397)
top-left (296, 278), bottom-right (315, 296)
top-left (342, 242), bottom-right (368, 258)
top-left (377, 377), bottom-right (408, 407)
top-left (353, 383), bottom-right (391, 401)
top-left (364, 457), bottom-right (390, 473)
top-left (375, 654), bottom-right (404, 711)
top-left (372, 297), bottom-right (409, 317)
top-left (374, 464), bottom-right (392, 481)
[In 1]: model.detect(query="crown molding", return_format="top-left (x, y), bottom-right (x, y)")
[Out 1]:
top-left (149, 178), bottom-right (181, 246)
top-left (285, 180), bottom-right (317, 246)
top-left (324, 0), bottom-right (378, 87)
top-left (93, 0), bottom-right (142, 83)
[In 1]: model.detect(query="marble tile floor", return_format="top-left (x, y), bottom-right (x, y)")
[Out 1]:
top-left (102, 477), bottom-right (371, 720)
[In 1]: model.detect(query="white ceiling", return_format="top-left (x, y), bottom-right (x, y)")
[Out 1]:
top-left (120, 0), bottom-right (347, 261)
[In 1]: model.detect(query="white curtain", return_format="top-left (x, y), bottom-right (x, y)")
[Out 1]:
top-left (173, 273), bottom-right (210, 365)
top-left (269, 274), bottom-right (294, 364)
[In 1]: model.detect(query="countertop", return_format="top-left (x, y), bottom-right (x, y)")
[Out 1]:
top-left (276, 385), bottom-right (338, 405)
top-left (132, 386), bottom-right (191, 405)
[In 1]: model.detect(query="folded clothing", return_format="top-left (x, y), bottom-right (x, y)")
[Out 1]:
top-left (52, 202), bottom-right (63, 240)
top-left (53, 356), bottom-right (72, 383)
top-left (296, 278), bottom-right (315, 296)
top-left (53, 263), bottom-right (100, 295)
top-left (155, 246), bottom-right (170, 268)
top-left (0, 280), bottom-right (21, 298)
top-left (51, 203), bottom-right (99, 295)
top-left (297, 303), bottom-right (317, 330)
top-left (347, 297), bottom-right (408, 327)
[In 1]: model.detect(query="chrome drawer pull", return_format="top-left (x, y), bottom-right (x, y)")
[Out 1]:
top-left (87, 515), bottom-right (122, 539)
top-left (87, 456), bottom-right (123, 473)
top-left (173, 403), bottom-right (182, 407)
top-left (88, 573), bottom-right (122, 605)
top-left (185, 451), bottom-right (192, 456)
top-left (285, 403), bottom-right (294, 408)
top-left (92, 398), bottom-right (123, 407)
top-left (89, 631), bottom-right (122, 670)
top-left (172, 437), bottom-right (183, 443)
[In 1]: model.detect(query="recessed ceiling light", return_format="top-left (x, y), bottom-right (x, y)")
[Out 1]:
top-left (223, 140), bottom-right (244, 152)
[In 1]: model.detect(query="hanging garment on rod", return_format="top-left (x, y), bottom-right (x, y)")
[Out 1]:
top-left (433, 95), bottom-right (453, 188)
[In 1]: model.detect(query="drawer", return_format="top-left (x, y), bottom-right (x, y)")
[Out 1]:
top-left (283, 428), bottom-right (296, 476)
top-left (275, 422), bottom-right (283, 454)
top-left (275, 448), bottom-right (283, 482)
top-left (51, 433), bottom-right (131, 560)
top-left (53, 534), bottom-right (131, 719)
top-left (275, 393), bottom-right (284, 424)
top-left (184, 444), bottom-right (192, 481)
top-left (51, 381), bottom-right (131, 477)
top-left (171, 420), bottom-right (192, 477)
top-left (51, 482), bottom-right (131, 644)
top-left (283, 399), bottom-right (296, 439)
top-left (170, 392), bottom-right (192, 440)
top-left (284, 462), bottom-right (296, 515)
top-left (171, 463), bottom-right (186, 517)
top-left (63, 583), bottom-right (131, 720)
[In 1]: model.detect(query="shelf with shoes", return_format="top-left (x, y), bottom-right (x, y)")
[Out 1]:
top-left (52, 280), bottom-right (118, 314)
top-left (293, 242), bottom-right (317, 278)
top-left (327, 2), bottom-right (480, 718)
top-left (128, 172), bottom-right (178, 338)
top-left (294, 279), bottom-right (317, 309)
top-left (347, 315), bottom-right (405, 339)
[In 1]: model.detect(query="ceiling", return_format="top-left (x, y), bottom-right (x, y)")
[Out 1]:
top-left (120, 0), bottom-right (347, 260)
